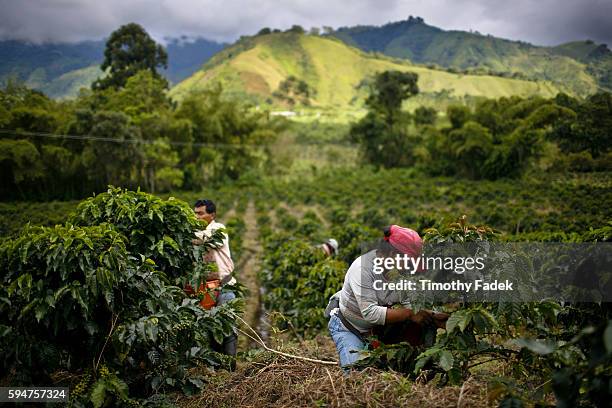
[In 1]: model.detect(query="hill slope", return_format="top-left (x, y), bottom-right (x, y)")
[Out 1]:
top-left (551, 40), bottom-right (612, 90)
top-left (330, 17), bottom-right (606, 96)
top-left (170, 32), bottom-right (560, 110)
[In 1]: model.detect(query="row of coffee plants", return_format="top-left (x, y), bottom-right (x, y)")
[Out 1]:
top-left (0, 188), bottom-right (243, 406)
top-left (255, 168), bottom-right (612, 235)
top-left (249, 178), bottom-right (611, 406)
top-left (255, 204), bottom-right (345, 336)
top-left (3, 168), bottom-right (610, 238)
top-left (356, 216), bottom-right (611, 406)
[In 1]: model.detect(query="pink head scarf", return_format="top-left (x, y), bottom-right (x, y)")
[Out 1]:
top-left (384, 225), bottom-right (423, 259)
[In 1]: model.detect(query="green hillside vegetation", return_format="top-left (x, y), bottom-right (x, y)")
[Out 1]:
top-left (0, 40), bottom-right (105, 98)
top-left (31, 65), bottom-right (103, 99)
top-left (331, 17), bottom-right (606, 96)
top-left (552, 40), bottom-right (612, 90)
top-left (170, 31), bottom-right (560, 112)
top-left (552, 40), bottom-right (610, 61)
top-left (0, 38), bottom-right (225, 99)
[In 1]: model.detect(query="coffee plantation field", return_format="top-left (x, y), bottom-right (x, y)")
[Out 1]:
top-left (2, 8), bottom-right (612, 405)
top-left (1, 167), bottom-right (610, 407)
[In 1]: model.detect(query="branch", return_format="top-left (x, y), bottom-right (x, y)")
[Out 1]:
top-left (236, 316), bottom-right (338, 366)
top-left (95, 313), bottom-right (119, 372)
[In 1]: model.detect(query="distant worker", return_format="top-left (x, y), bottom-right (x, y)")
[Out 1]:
top-left (318, 238), bottom-right (339, 257)
top-left (325, 225), bottom-right (448, 369)
top-left (192, 199), bottom-right (238, 357)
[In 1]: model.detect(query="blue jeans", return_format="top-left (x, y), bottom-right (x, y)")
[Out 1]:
top-left (216, 289), bottom-right (237, 357)
top-left (217, 289), bottom-right (236, 305)
top-left (328, 314), bottom-right (366, 369)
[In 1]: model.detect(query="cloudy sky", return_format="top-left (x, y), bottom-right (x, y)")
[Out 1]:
top-left (1, 0), bottom-right (611, 47)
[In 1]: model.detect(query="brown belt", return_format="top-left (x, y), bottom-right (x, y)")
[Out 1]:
top-left (336, 309), bottom-right (367, 342)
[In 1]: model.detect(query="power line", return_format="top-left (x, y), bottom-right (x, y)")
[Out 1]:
top-left (0, 129), bottom-right (260, 148)
top-left (0, 129), bottom-right (355, 148)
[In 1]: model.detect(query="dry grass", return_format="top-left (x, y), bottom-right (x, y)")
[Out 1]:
top-left (177, 336), bottom-right (493, 408)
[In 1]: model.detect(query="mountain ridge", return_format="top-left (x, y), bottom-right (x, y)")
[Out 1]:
top-left (169, 31), bottom-right (560, 113)
top-left (329, 16), bottom-right (610, 95)
top-left (0, 17), bottom-right (609, 99)
top-left (0, 37), bottom-right (226, 98)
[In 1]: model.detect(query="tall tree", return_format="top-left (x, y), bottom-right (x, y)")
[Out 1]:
top-left (93, 23), bottom-right (168, 90)
top-left (350, 71), bottom-right (420, 168)
top-left (365, 71), bottom-right (419, 125)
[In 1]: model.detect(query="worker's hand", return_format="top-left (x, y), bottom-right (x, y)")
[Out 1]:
top-left (410, 310), bottom-right (433, 325)
top-left (432, 312), bottom-right (450, 329)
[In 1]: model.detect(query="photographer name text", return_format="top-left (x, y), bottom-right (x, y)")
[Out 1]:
top-left (373, 279), bottom-right (514, 292)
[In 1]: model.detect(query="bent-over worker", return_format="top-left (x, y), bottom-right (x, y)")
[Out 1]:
top-left (326, 225), bottom-right (448, 369)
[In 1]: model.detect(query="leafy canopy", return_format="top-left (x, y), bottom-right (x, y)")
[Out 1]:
top-left (94, 23), bottom-right (168, 90)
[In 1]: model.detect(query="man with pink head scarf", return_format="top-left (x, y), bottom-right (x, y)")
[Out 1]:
top-left (326, 225), bottom-right (447, 370)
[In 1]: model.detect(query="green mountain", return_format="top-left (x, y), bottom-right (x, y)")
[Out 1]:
top-left (0, 40), bottom-right (103, 98)
top-left (330, 17), bottom-right (609, 96)
top-left (551, 40), bottom-right (612, 90)
top-left (0, 38), bottom-right (226, 98)
top-left (170, 31), bottom-right (561, 112)
top-left (4, 18), bottom-right (609, 101)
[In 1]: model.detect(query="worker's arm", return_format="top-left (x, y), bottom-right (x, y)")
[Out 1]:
top-left (386, 307), bottom-right (430, 324)
top-left (386, 307), bottom-right (450, 325)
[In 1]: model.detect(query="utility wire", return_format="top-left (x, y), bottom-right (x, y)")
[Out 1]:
top-left (0, 129), bottom-right (354, 148)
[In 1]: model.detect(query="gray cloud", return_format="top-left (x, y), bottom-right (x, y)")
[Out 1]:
top-left (0, 0), bottom-right (610, 47)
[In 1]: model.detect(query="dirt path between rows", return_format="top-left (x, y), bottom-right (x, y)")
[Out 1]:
top-left (235, 201), bottom-right (262, 350)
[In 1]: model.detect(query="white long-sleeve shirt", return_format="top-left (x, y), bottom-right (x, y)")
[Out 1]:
top-left (195, 220), bottom-right (236, 285)
top-left (339, 250), bottom-right (412, 333)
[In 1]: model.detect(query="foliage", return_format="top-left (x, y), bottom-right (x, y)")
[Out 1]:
top-left (0, 188), bottom-right (243, 405)
top-left (175, 84), bottom-right (276, 183)
top-left (364, 71), bottom-right (419, 123)
top-left (93, 23), bottom-right (168, 90)
top-left (421, 96), bottom-right (581, 179)
top-left (424, 215), bottom-right (498, 243)
top-left (413, 106), bottom-right (437, 126)
top-left (259, 238), bottom-right (327, 334)
top-left (551, 92), bottom-right (612, 158)
top-left (272, 75), bottom-right (314, 106)
top-left (0, 71), bottom-right (276, 199)
top-left (70, 186), bottom-right (222, 283)
top-left (0, 139), bottom-right (44, 193)
top-left (350, 70), bottom-right (421, 168)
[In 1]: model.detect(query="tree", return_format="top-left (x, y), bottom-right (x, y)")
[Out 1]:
top-left (94, 70), bottom-right (173, 122)
top-left (447, 105), bottom-right (471, 129)
top-left (287, 25), bottom-right (305, 34)
top-left (175, 85), bottom-right (275, 182)
top-left (257, 27), bottom-right (272, 36)
top-left (365, 71), bottom-right (419, 124)
top-left (551, 92), bottom-right (612, 157)
top-left (449, 121), bottom-right (493, 179)
top-left (79, 111), bottom-right (142, 190)
top-left (350, 113), bottom-right (420, 168)
top-left (414, 106), bottom-right (437, 126)
top-left (0, 139), bottom-right (43, 199)
top-left (142, 138), bottom-right (183, 192)
top-left (93, 23), bottom-right (168, 90)
top-left (350, 71), bottom-right (421, 168)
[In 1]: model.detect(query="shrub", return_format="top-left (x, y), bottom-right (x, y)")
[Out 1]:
top-left (0, 189), bottom-right (242, 405)
top-left (71, 186), bottom-right (220, 283)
